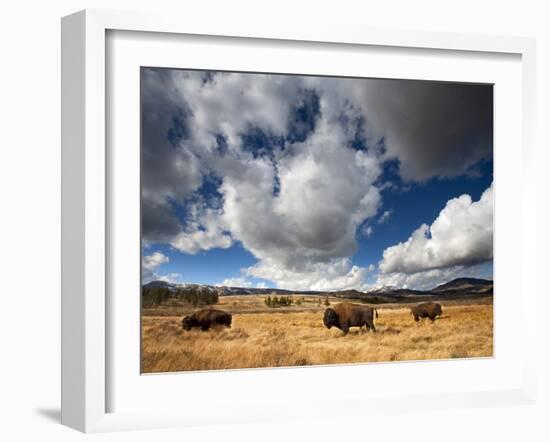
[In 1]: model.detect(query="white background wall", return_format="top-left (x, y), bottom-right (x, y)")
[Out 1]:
top-left (0, 1), bottom-right (548, 440)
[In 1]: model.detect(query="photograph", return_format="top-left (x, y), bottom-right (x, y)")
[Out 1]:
top-left (140, 67), bottom-right (494, 373)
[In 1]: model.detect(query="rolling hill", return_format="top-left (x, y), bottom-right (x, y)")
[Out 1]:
top-left (142, 277), bottom-right (493, 304)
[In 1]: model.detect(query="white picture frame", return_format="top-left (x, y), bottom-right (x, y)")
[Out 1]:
top-left (61, 9), bottom-right (537, 433)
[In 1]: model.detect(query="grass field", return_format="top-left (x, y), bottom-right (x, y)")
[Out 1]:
top-left (141, 295), bottom-right (493, 373)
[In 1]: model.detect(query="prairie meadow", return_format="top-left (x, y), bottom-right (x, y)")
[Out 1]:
top-left (141, 295), bottom-right (493, 373)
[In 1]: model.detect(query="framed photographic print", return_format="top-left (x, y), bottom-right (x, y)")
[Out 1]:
top-left (139, 67), bottom-right (494, 374)
top-left (61, 9), bottom-right (537, 433)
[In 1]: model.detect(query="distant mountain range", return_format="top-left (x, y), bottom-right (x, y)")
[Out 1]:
top-left (331, 277), bottom-right (493, 304)
top-left (432, 277), bottom-right (493, 293)
top-left (142, 280), bottom-right (320, 296)
top-left (142, 277), bottom-right (493, 304)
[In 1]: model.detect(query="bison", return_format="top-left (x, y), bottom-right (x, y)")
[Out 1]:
top-left (410, 302), bottom-right (443, 322)
top-left (181, 308), bottom-right (232, 331)
top-left (323, 302), bottom-right (378, 335)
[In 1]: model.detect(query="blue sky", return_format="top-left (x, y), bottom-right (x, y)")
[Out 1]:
top-left (141, 69), bottom-right (493, 291)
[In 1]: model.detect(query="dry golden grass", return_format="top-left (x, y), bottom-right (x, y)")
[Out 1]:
top-left (141, 296), bottom-right (493, 373)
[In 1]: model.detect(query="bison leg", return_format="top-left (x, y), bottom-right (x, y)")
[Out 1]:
top-left (371, 322), bottom-right (377, 333)
top-left (413, 314), bottom-right (419, 322)
top-left (341, 324), bottom-right (349, 336)
top-left (429, 314), bottom-right (435, 322)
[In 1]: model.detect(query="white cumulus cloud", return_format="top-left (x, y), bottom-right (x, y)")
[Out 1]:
top-left (170, 205), bottom-right (232, 254)
top-left (378, 183), bottom-right (493, 281)
top-left (157, 272), bottom-right (184, 284)
top-left (217, 277), bottom-right (253, 288)
top-left (142, 251), bottom-right (170, 281)
top-left (215, 103), bottom-right (381, 290)
top-left (246, 258), bottom-right (371, 292)
top-left (377, 209), bottom-right (393, 224)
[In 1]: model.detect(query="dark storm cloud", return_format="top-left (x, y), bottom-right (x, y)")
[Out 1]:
top-left (351, 80), bottom-right (493, 181)
top-left (141, 68), bottom-right (203, 242)
top-left (141, 200), bottom-right (181, 244)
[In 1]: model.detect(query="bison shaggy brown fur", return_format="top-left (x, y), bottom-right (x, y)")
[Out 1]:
top-left (182, 308), bottom-right (232, 331)
top-left (410, 302), bottom-right (443, 322)
top-left (323, 302), bottom-right (378, 335)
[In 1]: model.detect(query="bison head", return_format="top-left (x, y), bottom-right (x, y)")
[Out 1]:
top-left (181, 315), bottom-right (196, 330)
top-left (323, 308), bottom-right (338, 329)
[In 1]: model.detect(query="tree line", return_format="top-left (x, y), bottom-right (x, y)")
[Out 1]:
top-left (264, 295), bottom-right (293, 307)
top-left (264, 295), bottom-right (330, 307)
top-left (142, 286), bottom-right (219, 308)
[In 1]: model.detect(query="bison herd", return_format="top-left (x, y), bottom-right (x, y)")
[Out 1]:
top-left (181, 301), bottom-right (443, 335)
